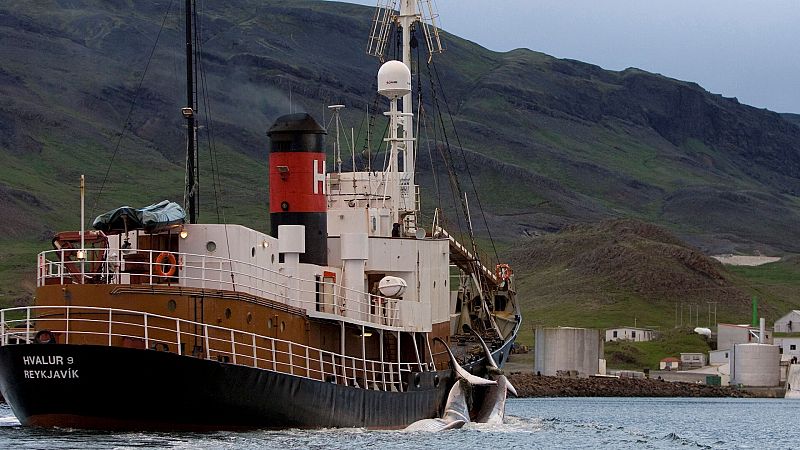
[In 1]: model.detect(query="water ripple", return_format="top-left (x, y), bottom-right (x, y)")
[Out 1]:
top-left (1, 398), bottom-right (799, 449)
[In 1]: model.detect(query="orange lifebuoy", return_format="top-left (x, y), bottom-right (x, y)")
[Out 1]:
top-left (495, 263), bottom-right (512, 281)
top-left (154, 252), bottom-right (178, 277)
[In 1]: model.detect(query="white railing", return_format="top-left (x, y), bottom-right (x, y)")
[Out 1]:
top-left (37, 249), bottom-right (400, 328)
top-left (0, 306), bottom-right (418, 392)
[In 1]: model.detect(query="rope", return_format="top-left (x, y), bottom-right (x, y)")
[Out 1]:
top-left (429, 58), bottom-right (500, 264)
top-left (194, 0), bottom-right (235, 292)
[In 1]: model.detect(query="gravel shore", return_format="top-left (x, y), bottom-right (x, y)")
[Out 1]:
top-left (507, 373), bottom-right (751, 398)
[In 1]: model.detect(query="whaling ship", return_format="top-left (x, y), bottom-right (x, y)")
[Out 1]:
top-left (0, 0), bottom-right (520, 430)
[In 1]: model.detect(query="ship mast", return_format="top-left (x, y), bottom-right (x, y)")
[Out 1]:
top-left (183, 0), bottom-right (198, 223)
top-left (396, 1), bottom-right (416, 229)
top-left (367, 1), bottom-right (443, 234)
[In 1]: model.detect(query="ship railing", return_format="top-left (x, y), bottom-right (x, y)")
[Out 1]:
top-left (36, 249), bottom-right (400, 328)
top-left (0, 306), bottom-right (422, 393)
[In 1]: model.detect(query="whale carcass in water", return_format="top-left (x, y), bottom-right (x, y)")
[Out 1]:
top-left (404, 338), bottom-right (496, 432)
top-left (466, 325), bottom-right (517, 424)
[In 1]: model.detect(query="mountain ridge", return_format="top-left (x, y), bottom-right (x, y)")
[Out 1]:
top-left (1, 0), bottom-right (799, 255)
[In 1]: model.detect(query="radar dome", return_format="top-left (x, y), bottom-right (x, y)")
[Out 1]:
top-left (377, 60), bottom-right (411, 99)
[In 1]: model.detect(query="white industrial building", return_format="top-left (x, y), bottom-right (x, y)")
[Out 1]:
top-left (717, 323), bottom-right (772, 350)
top-left (605, 327), bottom-right (657, 342)
top-left (709, 349), bottom-right (730, 365)
top-left (775, 337), bottom-right (800, 361)
top-left (730, 343), bottom-right (780, 387)
top-left (774, 310), bottom-right (800, 333)
top-left (534, 327), bottom-right (604, 377)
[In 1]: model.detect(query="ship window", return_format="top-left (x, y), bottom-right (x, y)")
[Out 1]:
top-left (792, 345), bottom-right (797, 351)
top-left (251, 247), bottom-right (256, 257)
top-left (206, 241), bottom-right (217, 253)
top-left (167, 299), bottom-right (176, 312)
top-left (433, 281), bottom-right (436, 288)
top-left (247, 312), bottom-right (253, 324)
top-left (224, 308), bottom-right (232, 319)
top-left (267, 318), bottom-right (273, 329)
top-left (280, 321), bottom-right (286, 332)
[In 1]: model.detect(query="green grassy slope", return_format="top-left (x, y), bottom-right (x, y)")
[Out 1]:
top-left (511, 220), bottom-right (800, 348)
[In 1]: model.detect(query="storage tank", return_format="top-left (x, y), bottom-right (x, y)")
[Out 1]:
top-left (267, 113), bottom-right (327, 265)
top-left (731, 343), bottom-right (780, 387)
top-left (534, 327), bottom-right (603, 377)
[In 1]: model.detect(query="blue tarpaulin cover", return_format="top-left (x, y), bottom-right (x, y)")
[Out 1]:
top-left (92, 200), bottom-right (186, 234)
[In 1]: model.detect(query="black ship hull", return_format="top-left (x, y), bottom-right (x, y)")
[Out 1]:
top-left (0, 344), bottom-right (454, 430)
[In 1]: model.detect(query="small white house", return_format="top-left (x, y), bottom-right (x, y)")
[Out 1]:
top-left (774, 311), bottom-right (800, 333)
top-left (605, 327), bottom-right (657, 342)
top-left (680, 352), bottom-right (707, 369)
top-left (659, 357), bottom-right (680, 370)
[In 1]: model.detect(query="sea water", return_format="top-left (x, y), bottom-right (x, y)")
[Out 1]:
top-left (0, 397), bottom-right (798, 449)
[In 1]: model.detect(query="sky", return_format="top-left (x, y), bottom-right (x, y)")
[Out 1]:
top-left (337, 0), bottom-right (800, 114)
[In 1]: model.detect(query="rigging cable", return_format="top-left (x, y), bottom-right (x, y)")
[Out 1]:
top-left (90, 0), bottom-right (176, 220)
top-left (413, 27), bottom-right (443, 225)
top-left (194, 0), bottom-right (236, 291)
top-left (424, 56), bottom-right (466, 240)
top-left (429, 58), bottom-right (500, 264)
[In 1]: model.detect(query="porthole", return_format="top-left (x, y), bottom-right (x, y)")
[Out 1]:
top-left (267, 318), bottom-right (273, 329)
top-left (224, 308), bottom-right (232, 319)
top-left (414, 373), bottom-right (421, 388)
top-left (444, 279), bottom-right (447, 287)
top-left (433, 374), bottom-right (440, 387)
top-left (206, 241), bottom-right (217, 253)
top-left (280, 321), bottom-right (286, 332)
top-left (271, 254), bottom-right (275, 264)
top-left (433, 281), bottom-right (436, 288)
top-left (246, 312), bottom-right (253, 324)
top-left (167, 299), bottom-right (176, 312)
top-left (251, 247), bottom-right (256, 257)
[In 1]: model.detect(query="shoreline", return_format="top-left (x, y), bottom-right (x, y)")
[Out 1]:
top-left (507, 373), bottom-right (754, 398)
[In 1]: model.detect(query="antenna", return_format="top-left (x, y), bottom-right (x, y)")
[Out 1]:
top-left (328, 105), bottom-right (345, 172)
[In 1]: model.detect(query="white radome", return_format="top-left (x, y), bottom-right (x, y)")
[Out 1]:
top-left (693, 327), bottom-right (712, 337)
top-left (377, 60), bottom-right (411, 99)
top-left (378, 276), bottom-right (407, 298)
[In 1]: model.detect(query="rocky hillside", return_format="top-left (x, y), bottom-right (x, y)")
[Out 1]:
top-left (508, 219), bottom-right (774, 338)
top-left (1, 0), bottom-right (800, 255)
